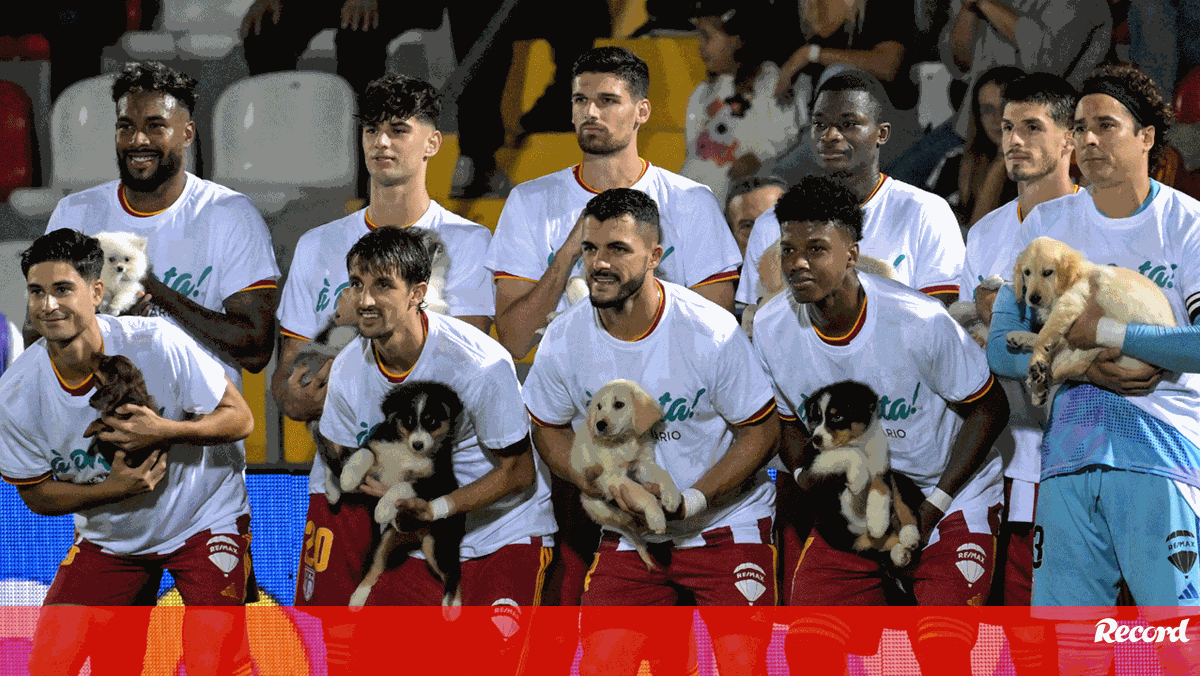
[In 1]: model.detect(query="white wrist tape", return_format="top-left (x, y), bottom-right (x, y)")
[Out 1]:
top-left (807, 44), bottom-right (821, 62)
top-left (926, 487), bottom-right (953, 512)
top-left (429, 496), bottom-right (453, 521)
top-left (681, 488), bottom-right (707, 519)
top-left (1095, 317), bottom-right (1127, 350)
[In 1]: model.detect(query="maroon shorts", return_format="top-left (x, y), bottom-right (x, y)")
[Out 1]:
top-left (364, 537), bottom-right (552, 607)
top-left (44, 513), bottom-right (254, 606)
top-left (994, 479), bottom-right (1038, 607)
top-left (789, 506), bottom-right (1000, 606)
top-left (294, 493), bottom-right (379, 606)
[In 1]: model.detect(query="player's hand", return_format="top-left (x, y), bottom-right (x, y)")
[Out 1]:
top-left (577, 463), bottom-right (607, 499)
top-left (124, 290), bottom-right (155, 317)
top-left (394, 497), bottom-right (435, 522)
top-left (559, 212), bottom-right (596, 267)
top-left (282, 361), bottom-right (331, 421)
top-left (358, 474), bottom-right (387, 497)
top-left (240, 0), bottom-right (283, 39)
top-left (99, 404), bottom-right (174, 452)
top-left (612, 481), bottom-right (654, 521)
top-left (974, 287), bottom-right (999, 326)
top-left (340, 0), bottom-right (380, 31)
top-left (793, 468), bottom-right (816, 491)
top-left (635, 481), bottom-right (686, 520)
top-left (1085, 348), bottom-right (1164, 396)
top-left (917, 500), bottom-right (944, 549)
top-left (104, 449), bottom-right (168, 496)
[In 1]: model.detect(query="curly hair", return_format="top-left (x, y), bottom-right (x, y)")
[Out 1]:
top-left (112, 62), bottom-right (198, 115)
top-left (774, 175), bottom-right (863, 242)
top-left (357, 75), bottom-right (442, 129)
top-left (1080, 64), bottom-right (1173, 173)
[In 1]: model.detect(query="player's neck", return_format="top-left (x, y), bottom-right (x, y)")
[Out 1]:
top-left (373, 311), bottom-right (427, 374)
top-left (45, 320), bottom-right (104, 385)
top-left (1090, 171), bottom-right (1152, 219)
top-left (806, 273), bottom-right (864, 336)
top-left (845, 168), bottom-right (883, 205)
top-left (1017, 167), bottom-right (1075, 219)
top-left (580, 147), bottom-right (646, 191)
top-left (597, 277), bottom-right (662, 342)
top-left (122, 171), bottom-right (187, 214)
top-left (368, 178), bottom-right (432, 227)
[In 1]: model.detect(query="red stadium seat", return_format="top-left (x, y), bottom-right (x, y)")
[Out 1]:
top-left (0, 80), bottom-right (34, 202)
top-left (1174, 67), bottom-right (1200, 125)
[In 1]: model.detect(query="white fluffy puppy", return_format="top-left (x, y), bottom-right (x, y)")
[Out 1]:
top-left (94, 231), bottom-right (149, 315)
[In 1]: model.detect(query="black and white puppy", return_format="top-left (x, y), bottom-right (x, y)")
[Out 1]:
top-left (339, 381), bottom-right (467, 608)
top-left (800, 381), bottom-right (922, 567)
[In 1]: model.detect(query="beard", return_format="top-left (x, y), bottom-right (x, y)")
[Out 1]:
top-left (589, 272), bottom-right (646, 310)
top-left (1007, 157), bottom-right (1056, 183)
top-left (117, 147), bottom-right (183, 193)
top-left (576, 129), bottom-right (632, 156)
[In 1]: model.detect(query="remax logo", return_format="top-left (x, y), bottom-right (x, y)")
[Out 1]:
top-left (1094, 618), bottom-right (1191, 643)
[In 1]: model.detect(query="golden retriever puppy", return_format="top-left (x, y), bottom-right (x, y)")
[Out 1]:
top-left (1006, 237), bottom-right (1177, 405)
top-left (570, 379), bottom-right (681, 569)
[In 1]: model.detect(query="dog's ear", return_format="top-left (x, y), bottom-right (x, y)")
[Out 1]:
top-left (1011, 247), bottom-right (1027, 304)
top-left (83, 419), bottom-right (106, 438)
top-left (1058, 245), bottom-right (1086, 291)
top-left (132, 235), bottom-right (148, 253)
top-left (628, 382), bottom-right (664, 435)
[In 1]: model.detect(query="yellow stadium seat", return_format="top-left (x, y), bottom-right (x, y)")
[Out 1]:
top-left (607, 0), bottom-right (650, 39)
top-left (501, 40), bottom-right (557, 135)
top-left (641, 132), bottom-right (686, 173)
top-left (242, 370), bottom-right (268, 464)
top-left (500, 133), bottom-right (581, 183)
top-left (283, 417), bottom-right (317, 464)
top-left (428, 133), bottom-right (460, 203)
top-left (594, 37), bottom-right (704, 133)
top-left (445, 198), bottom-right (505, 233)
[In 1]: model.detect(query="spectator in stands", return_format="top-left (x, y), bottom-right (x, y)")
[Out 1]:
top-left (726, 175), bottom-right (788, 258)
top-left (681, 0), bottom-right (800, 205)
top-left (889, 0), bottom-right (1111, 187)
top-left (925, 65), bottom-right (1023, 228)
top-left (1127, 0), bottom-right (1200, 101)
top-left (7, 3), bottom-right (126, 100)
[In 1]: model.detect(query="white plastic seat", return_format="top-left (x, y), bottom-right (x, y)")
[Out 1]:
top-left (211, 72), bottom-right (356, 214)
top-left (0, 240), bottom-right (35, 327)
top-left (915, 62), bottom-right (955, 132)
top-left (121, 0), bottom-right (256, 60)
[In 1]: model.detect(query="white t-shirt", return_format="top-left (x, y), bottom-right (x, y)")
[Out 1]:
top-left (681, 64), bottom-right (800, 205)
top-left (318, 312), bottom-right (555, 559)
top-left (485, 162), bottom-right (743, 314)
top-left (45, 174), bottom-right (281, 387)
top-left (0, 316), bottom-right (248, 556)
top-left (523, 280), bottom-right (777, 549)
top-left (1016, 185), bottom-right (1200, 450)
top-left (278, 203), bottom-right (494, 341)
top-left (737, 175), bottom-right (965, 305)
top-left (751, 274), bottom-right (1002, 544)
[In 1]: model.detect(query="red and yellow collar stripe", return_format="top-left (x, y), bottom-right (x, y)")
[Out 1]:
top-left (280, 327), bottom-right (312, 342)
top-left (528, 407), bottom-right (571, 429)
top-left (365, 208), bottom-right (420, 231)
top-left (1017, 185), bottom-right (1080, 222)
top-left (736, 399), bottom-right (777, 426)
top-left (238, 279), bottom-right (277, 293)
top-left (373, 312), bottom-right (428, 383)
top-left (921, 284), bottom-right (960, 300)
top-left (118, 184), bottom-right (169, 217)
top-left (777, 410), bottom-right (799, 422)
top-left (573, 158), bottom-right (650, 194)
top-left (493, 271), bottom-right (537, 283)
top-left (51, 337), bottom-right (105, 396)
top-left (813, 296), bottom-right (867, 346)
top-left (863, 174), bottom-right (887, 206)
top-left (692, 270), bottom-right (739, 288)
top-left (2, 470), bottom-right (51, 486)
top-left (630, 279), bottom-right (666, 342)
top-left (956, 374), bottom-right (996, 405)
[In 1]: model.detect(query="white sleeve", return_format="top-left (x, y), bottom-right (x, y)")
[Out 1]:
top-left (462, 356), bottom-right (530, 449)
top-left (152, 322), bottom-right (227, 415)
top-left (445, 225), bottom-right (496, 318)
top-left (486, 190), bottom-right (548, 283)
top-left (712, 326), bottom-right (776, 424)
top-left (676, 186), bottom-right (742, 288)
top-left (960, 234), bottom-right (980, 303)
top-left (917, 310), bottom-right (994, 403)
top-left (0, 406), bottom-right (51, 483)
top-left (318, 357), bottom-right (363, 449)
top-left (912, 197), bottom-right (966, 295)
top-left (522, 335), bottom-right (577, 427)
top-left (736, 208), bottom-right (780, 305)
top-left (214, 198), bottom-right (281, 300)
top-left (276, 237), bottom-right (320, 340)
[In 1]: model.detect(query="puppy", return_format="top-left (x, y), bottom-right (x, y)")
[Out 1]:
top-left (800, 381), bottom-right (921, 567)
top-left (542, 276), bottom-right (589, 332)
top-left (83, 354), bottom-right (168, 468)
top-left (333, 381), bottom-right (466, 608)
top-left (948, 274), bottom-right (1005, 348)
top-left (413, 227), bottom-right (451, 316)
top-left (94, 232), bottom-right (149, 315)
top-left (1005, 237), bottom-right (1177, 406)
top-left (571, 379), bottom-right (682, 570)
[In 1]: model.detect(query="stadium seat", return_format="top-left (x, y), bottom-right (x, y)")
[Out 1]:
top-left (500, 40), bottom-right (557, 135)
top-left (211, 72), bottom-right (357, 214)
top-left (1174, 67), bottom-right (1200, 125)
top-left (242, 369), bottom-right (268, 464)
top-left (428, 133), bottom-right (460, 202)
top-left (641, 131), bottom-right (685, 173)
top-left (593, 37), bottom-right (704, 133)
top-left (0, 81), bottom-right (34, 202)
top-left (122, 0), bottom-right (254, 60)
top-left (915, 62), bottom-right (955, 131)
top-left (0, 240), bottom-right (34, 328)
top-left (283, 418), bottom-right (316, 464)
top-left (497, 133), bottom-right (581, 183)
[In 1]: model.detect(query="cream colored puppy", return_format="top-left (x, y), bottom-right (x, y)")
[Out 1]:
top-left (1005, 237), bottom-right (1176, 406)
top-left (571, 379), bottom-right (681, 569)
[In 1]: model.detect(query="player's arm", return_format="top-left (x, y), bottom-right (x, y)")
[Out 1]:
top-left (530, 422), bottom-right (597, 491)
top-left (777, 414), bottom-right (813, 475)
top-left (15, 450), bottom-right (169, 517)
top-left (140, 278), bottom-right (278, 373)
top-left (98, 378), bottom-right (255, 452)
top-left (456, 316), bottom-right (492, 333)
top-left (947, 0), bottom-right (983, 73)
top-left (923, 378), bottom-right (1009, 543)
top-left (1065, 290), bottom-right (1200, 374)
top-left (412, 437), bottom-right (535, 521)
top-left (691, 279), bottom-right (736, 312)
top-left (271, 334), bottom-right (331, 422)
top-left (682, 404), bottom-right (780, 513)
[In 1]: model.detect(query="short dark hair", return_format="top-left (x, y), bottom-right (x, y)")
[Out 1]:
top-left (346, 227), bottom-right (431, 288)
top-left (583, 188), bottom-right (663, 245)
top-left (112, 62), bottom-right (198, 115)
top-left (774, 175), bottom-right (864, 242)
top-left (358, 75), bottom-right (442, 129)
top-left (1080, 63), bottom-right (1173, 172)
top-left (726, 175), bottom-right (788, 211)
top-left (814, 69), bottom-right (892, 123)
top-left (1002, 72), bottom-right (1078, 128)
top-left (21, 229), bottom-right (105, 282)
top-left (572, 47), bottom-right (650, 100)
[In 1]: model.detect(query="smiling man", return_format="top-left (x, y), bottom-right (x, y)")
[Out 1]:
top-left (41, 62), bottom-right (280, 391)
top-left (486, 46), bottom-right (743, 363)
top-left (738, 70), bottom-right (965, 314)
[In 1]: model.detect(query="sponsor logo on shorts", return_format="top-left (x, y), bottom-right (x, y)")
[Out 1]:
top-left (955, 543), bottom-right (987, 585)
top-left (1167, 530), bottom-right (1198, 601)
top-left (303, 566), bottom-right (315, 602)
top-left (491, 598), bottom-right (522, 640)
top-left (1095, 618), bottom-right (1191, 643)
top-left (207, 535), bottom-right (241, 576)
top-left (734, 562), bottom-right (767, 605)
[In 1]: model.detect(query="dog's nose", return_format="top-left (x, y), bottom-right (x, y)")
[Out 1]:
top-left (116, 266), bottom-right (124, 273)
top-left (412, 440), bottom-right (425, 451)
top-left (1029, 293), bottom-right (1041, 306)
top-left (595, 420), bottom-right (608, 433)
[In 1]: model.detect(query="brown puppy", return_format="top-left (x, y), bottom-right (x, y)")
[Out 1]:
top-left (83, 354), bottom-right (167, 468)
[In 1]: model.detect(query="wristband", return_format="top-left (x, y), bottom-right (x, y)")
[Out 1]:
top-left (681, 488), bottom-right (708, 519)
top-left (926, 487), bottom-right (953, 512)
top-left (1095, 317), bottom-right (1127, 350)
top-left (429, 496), bottom-right (454, 521)
top-left (806, 44), bottom-right (821, 63)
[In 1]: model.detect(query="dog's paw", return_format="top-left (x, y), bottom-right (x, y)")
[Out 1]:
top-left (898, 524), bottom-right (919, 548)
top-left (1006, 331), bottom-right (1038, 352)
top-left (659, 485), bottom-right (682, 514)
top-left (866, 492), bottom-right (890, 539)
top-left (644, 508), bottom-right (667, 535)
top-left (846, 463), bottom-right (867, 494)
top-left (890, 544), bottom-right (912, 568)
top-left (1027, 358), bottom-right (1050, 406)
top-left (375, 500), bottom-right (398, 525)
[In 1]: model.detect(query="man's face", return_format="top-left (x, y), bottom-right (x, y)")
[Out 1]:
top-left (810, 90), bottom-right (888, 178)
top-left (726, 185), bottom-right (785, 256)
top-left (572, 73), bottom-right (650, 156)
top-left (362, 115), bottom-right (441, 188)
top-left (581, 213), bottom-right (662, 311)
top-left (115, 91), bottom-right (193, 192)
top-left (1002, 101), bottom-right (1072, 183)
top-left (780, 219), bottom-right (858, 305)
top-left (27, 261), bottom-right (102, 345)
top-left (977, 82), bottom-right (1005, 147)
top-left (1073, 93), bottom-right (1154, 188)
top-left (696, 17), bottom-right (739, 75)
top-left (347, 264), bottom-right (426, 343)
